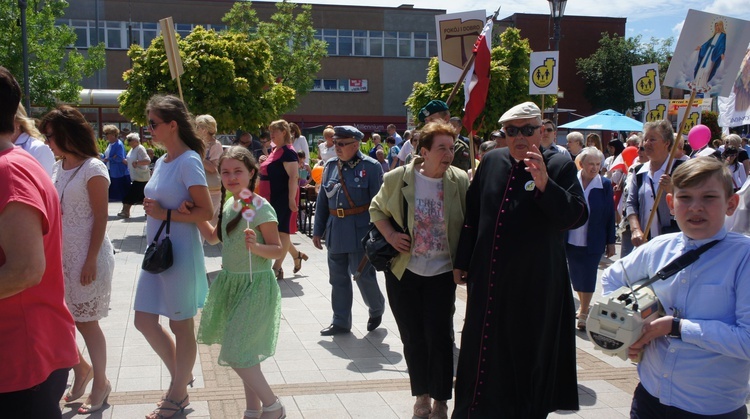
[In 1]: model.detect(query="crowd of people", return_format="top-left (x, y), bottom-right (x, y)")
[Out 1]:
top-left (2, 59), bottom-right (750, 419)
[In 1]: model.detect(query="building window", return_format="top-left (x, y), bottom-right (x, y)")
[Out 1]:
top-left (59, 20), bottom-right (438, 58)
top-left (312, 79), bottom-right (368, 92)
top-left (398, 32), bottom-right (412, 57)
top-left (369, 31), bottom-right (383, 56)
top-left (384, 31), bottom-right (397, 57)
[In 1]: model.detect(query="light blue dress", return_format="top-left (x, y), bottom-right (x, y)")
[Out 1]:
top-left (134, 150), bottom-right (208, 320)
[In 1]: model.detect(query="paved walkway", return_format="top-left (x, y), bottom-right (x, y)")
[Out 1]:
top-left (60, 203), bottom-right (662, 418)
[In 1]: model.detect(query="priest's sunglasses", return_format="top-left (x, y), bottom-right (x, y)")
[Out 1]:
top-left (504, 124), bottom-right (540, 137)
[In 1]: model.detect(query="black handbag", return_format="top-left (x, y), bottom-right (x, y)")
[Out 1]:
top-left (362, 171), bottom-right (408, 272)
top-left (142, 209), bottom-right (173, 274)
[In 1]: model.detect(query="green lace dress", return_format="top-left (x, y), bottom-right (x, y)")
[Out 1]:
top-left (197, 198), bottom-right (281, 368)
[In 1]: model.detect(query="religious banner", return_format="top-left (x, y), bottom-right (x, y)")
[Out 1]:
top-left (663, 10), bottom-right (750, 97)
top-left (668, 98), bottom-right (705, 115)
top-left (645, 99), bottom-right (670, 122)
top-left (678, 104), bottom-right (703, 136)
top-left (435, 10), bottom-right (486, 84)
top-left (529, 51), bottom-right (559, 95)
top-left (632, 63), bottom-right (661, 102)
top-left (718, 46), bottom-right (750, 127)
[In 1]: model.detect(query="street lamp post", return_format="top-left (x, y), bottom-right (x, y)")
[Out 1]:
top-left (18, 0), bottom-right (31, 112)
top-left (548, 0), bottom-right (566, 127)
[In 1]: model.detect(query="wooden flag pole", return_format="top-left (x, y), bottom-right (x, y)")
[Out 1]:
top-left (641, 89), bottom-right (697, 241)
top-left (468, 132), bottom-right (476, 175)
top-left (446, 53), bottom-right (476, 107)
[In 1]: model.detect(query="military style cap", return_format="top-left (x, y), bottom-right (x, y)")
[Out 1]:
top-left (418, 100), bottom-right (449, 123)
top-left (499, 101), bottom-right (542, 124)
top-left (333, 125), bottom-right (364, 141)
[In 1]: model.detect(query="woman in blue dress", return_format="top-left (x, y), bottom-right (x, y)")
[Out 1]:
top-left (133, 95), bottom-right (213, 419)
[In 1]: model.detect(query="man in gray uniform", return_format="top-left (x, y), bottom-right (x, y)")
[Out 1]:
top-left (313, 125), bottom-right (386, 336)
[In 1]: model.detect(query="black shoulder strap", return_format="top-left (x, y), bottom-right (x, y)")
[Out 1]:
top-left (621, 239), bottom-right (720, 301)
top-left (401, 166), bottom-right (408, 233)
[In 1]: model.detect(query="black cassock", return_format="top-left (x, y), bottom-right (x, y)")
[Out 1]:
top-left (452, 147), bottom-right (588, 418)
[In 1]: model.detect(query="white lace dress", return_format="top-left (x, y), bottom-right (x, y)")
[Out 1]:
top-left (52, 158), bottom-right (115, 322)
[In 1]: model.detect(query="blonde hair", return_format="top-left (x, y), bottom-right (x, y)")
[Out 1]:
top-left (268, 119), bottom-right (292, 144)
top-left (725, 133), bottom-right (742, 148)
top-left (323, 127), bottom-right (334, 139)
top-left (195, 114), bottom-right (217, 136)
top-left (102, 124), bottom-right (119, 136)
top-left (15, 104), bottom-right (43, 140)
top-left (672, 156), bottom-right (734, 198)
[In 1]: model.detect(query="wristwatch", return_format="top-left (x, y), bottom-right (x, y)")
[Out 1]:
top-left (668, 317), bottom-right (682, 339)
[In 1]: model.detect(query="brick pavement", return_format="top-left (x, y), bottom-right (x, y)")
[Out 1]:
top-left (60, 203), bottom-right (655, 418)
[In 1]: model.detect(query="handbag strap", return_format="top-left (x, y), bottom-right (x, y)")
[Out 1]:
top-left (151, 209), bottom-right (171, 244)
top-left (400, 166), bottom-right (408, 233)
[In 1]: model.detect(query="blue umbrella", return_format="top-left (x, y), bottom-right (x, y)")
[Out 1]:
top-left (558, 109), bottom-right (643, 131)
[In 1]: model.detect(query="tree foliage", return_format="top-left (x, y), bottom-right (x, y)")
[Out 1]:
top-left (576, 34), bottom-right (673, 113)
top-left (0, 0), bottom-right (105, 110)
top-left (406, 28), bottom-right (552, 139)
top-left (701, 110), bottom-right (721, 141)
top-left (119, 27), bottom-right (295, 132)
top-left (222, 0), bottom-right (327, 103)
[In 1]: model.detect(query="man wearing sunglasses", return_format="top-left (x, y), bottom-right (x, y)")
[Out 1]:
top-left (452, 101), bottom-right (587, 418)
top-left (313, 125), bottom-right (385, 336)
top-left (541, 119), bottom-right (571, 159)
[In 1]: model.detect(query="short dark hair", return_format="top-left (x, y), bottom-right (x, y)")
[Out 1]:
top-left (385, 136), bottom-right (396, 144)
top-left (542, 119), bottom-right (556, 130)
top-left (0, 66), bottom-right (21, 134)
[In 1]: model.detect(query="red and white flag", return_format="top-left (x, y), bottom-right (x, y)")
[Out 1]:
top-left (462, 18), bottom-right (493, 135)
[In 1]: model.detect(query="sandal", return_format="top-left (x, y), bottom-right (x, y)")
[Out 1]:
top-left (157, 377), bottom-right (194, 407)
top-left (577, 311), bottom-right (588, 331)
top-left (147, 395), bottom-right (189, 419)
top-left (293, 251), bottom-right (308, 274)
top-left (413, 394), bottom-right (431, 418)
top-left (260, 398), bottom-right (286, 419)
top-left (63, 367), bottom-right (93, 403)
top-left (274, 267), bottom-right (284, 281)
top-left (429, 400), bottom-right (448, 419)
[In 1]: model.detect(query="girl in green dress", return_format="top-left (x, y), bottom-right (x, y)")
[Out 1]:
top-left (187, 146), bottom-right (287, 419)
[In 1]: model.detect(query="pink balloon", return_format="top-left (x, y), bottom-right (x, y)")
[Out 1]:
top-left (688, 124), bottom-right (711, 150)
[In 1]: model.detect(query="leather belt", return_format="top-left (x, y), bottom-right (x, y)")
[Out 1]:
top-left (329, 205), bottom-right (369, 218)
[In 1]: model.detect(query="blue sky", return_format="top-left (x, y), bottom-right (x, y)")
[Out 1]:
top-left (302, 0), bottom-right (750, 48)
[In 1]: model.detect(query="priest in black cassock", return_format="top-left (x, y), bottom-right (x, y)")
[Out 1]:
top-left (451, 102), bottom-right (588, 418)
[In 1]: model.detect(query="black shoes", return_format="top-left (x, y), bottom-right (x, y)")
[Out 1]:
top-left (367, 315), bottom-right (382, 332)
top-left (320, 324), bottom-right (350, 336)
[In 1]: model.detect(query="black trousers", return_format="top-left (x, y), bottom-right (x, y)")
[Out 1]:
top-left (0, 368), bottom-right (69, 419)
top-left (631, 383), bottom-right (747, 419)
top-left (385, 268), bottom-right (456, 401)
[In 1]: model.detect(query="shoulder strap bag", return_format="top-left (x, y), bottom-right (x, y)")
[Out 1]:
top-left (142, 209), bottom-right (174, 274)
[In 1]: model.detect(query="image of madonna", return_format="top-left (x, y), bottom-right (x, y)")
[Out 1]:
top-left (689, 20), bottom-right (727, 93)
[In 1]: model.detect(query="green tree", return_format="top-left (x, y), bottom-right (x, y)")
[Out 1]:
top-left (701, 110), bottom-right (721, 141)
top-left (406, 28), bottom-right (551, 138)
top-left (119, 26), bottom-right (295, 131)
top-left (0, 0), bottom-right (105, 110)
top-left (222, 0), bottom-right (327, 103)
top-left (576, 34), bottom-right (673, 113)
